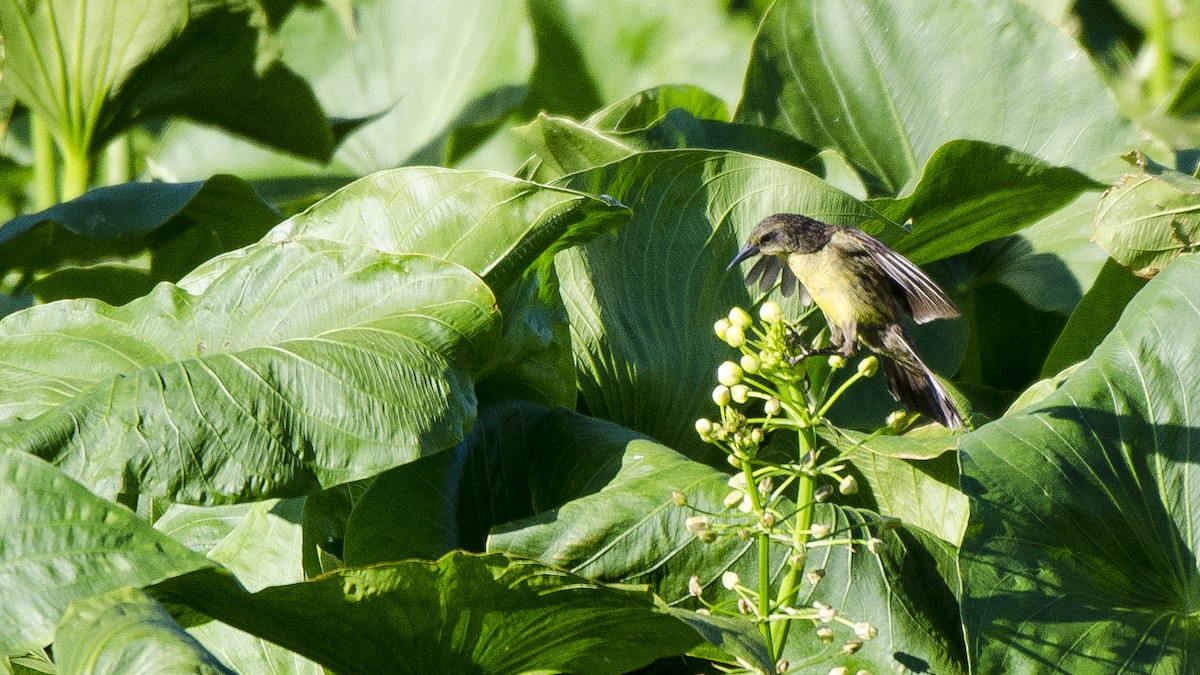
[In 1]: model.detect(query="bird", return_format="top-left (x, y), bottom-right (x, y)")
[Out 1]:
top-left (727, 213), bottom-right (964, 429)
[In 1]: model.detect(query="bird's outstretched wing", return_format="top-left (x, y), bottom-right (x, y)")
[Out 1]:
top-left (840, 228), bottom-right (958, 323)
top-left (745, 255), bottom-right (811, 305)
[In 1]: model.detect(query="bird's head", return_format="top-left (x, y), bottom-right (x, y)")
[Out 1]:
top-left (727, 213), bottom-right (832, 269)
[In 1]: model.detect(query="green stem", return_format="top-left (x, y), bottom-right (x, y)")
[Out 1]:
top-left (770, 425), bottom-right (818, 651)
top-left (31, 116), bottom-right (57, 210)
top-left (1149, 0), bottom-right (1174, 100)
top-left (739, 457), bottom-right (776, 661)
top-left (60, 143), bottom-right (90, 200)
top-left (816, 369), bottom-right (868, 419)
top-left (102, 135), bottom-right (131, 185)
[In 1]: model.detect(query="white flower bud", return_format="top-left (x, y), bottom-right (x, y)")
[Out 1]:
top-left (713, 317), bottom-right (732, 339)
top-left (731, 384), bottom-right (750, 404)
top-left (713, 385), bottom-right (732, 407)
top-left (764, 397), bottom-right (782, 416)
top-left (759, 301), bottom-right (783, 323)
top-left (728, 307), bottom-right (754, 329)
top-left (688, 574), bottom-right (703, 597)
top-left (854, 622), bottom-right (877, 641)
top-left (828, 354), bottom-right (846, 369)
top-left (724, 489), bottom-right (745, 509)
top-left (740, 353), bottom-right (761, 374)
top-left (839, 475), bottom-right (859, 495)
top-left (857, 355), bottom-right (879, 377)
top-left (806, 568), bottom-right (825, 585)
top-left (717, 361), bottom-right (744, 386)
top-left (721, 570), bottom-right (740, 589)
top-left (685, 516), bottom-right (710, 535)
top-left (671, 490), bottom-right (688, 507)
top-left (724, 325), bottom-right (746, 348)
top-left (816, 626), bottom-right (835, 643)
top-left (811, 522), bottom-right (831, 539)
top-left (695, 418), bottom-right (713, 436)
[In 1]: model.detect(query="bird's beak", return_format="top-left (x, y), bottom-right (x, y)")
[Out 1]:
top-left (727, 244), bottom-right (760, 271)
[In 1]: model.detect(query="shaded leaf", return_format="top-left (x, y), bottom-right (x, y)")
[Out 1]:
top-left (960, 253), bottom-right (1200, 672)
top-left (0, 176), bottom-right (282, 307)
top-left (155, 551), bottom-right (703, 675)
top-left (0, 450), bottom-right (214, 656)
top-left (56, 588), bottom-right (234, 675)
top-left (0, 239), bottom-right (499, 504)
top-left (1040, 256), bottom-right (1147, 377)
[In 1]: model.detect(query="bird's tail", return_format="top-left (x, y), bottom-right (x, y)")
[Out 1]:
top-left (872, 325), bottom-right (964, 430)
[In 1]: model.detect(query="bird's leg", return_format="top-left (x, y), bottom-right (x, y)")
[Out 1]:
top-left (785, 327), bottom-right (837, 365)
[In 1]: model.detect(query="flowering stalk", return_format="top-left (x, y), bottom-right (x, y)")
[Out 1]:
top-left (684, 302), bottom-right (884, 671)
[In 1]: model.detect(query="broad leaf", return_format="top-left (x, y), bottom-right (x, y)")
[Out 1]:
top-left (737, 0), bottom-right (1138, 194)
top-left (153, 0), bottom-right (534, 179)
top-left (0, 239), bottom-right (499, 504)
top-left (1094, 151), bottom-right (1200, 277)
top-left (870, 140), bottom-right (1104, 265)
top-left (960, 253), bottom-right (1200, 672)
top-left (55, 588), bottom-right (234, 675)
top-left (155, 551), bottom-right (704, 675)
top-left (270, 166), bottom-right (632, 294)
top-left (0, 176), bottom-right (282, 308)
top-left (344, 400), bottom-right (547, 565)
top-left (0, 449), bottom-right (214, 656)
top-left (487, 408), bottom-right (967, 673)
top-left (1040, 257), bottom-right (1147, 377)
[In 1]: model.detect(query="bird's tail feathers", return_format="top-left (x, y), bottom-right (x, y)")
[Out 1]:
top-left (874, 327), bottom-right (964, 430)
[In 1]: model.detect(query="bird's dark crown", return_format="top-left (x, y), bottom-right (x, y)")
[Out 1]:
top-left (746, 213), bottom-right (832, 256)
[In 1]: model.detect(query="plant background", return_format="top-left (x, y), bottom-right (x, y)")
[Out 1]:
top-left (2, 0), bottom-right (1200, 673)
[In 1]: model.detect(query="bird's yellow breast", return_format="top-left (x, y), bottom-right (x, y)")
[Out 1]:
top-left (786, 247), bottom-right (895, 329)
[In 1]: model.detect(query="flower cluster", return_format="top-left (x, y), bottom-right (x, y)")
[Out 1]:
top-left (673, 303), bottom-right (890, 671)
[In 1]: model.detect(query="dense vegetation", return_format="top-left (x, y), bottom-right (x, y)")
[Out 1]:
top-left (2, 0), bottom-right (1199, 673)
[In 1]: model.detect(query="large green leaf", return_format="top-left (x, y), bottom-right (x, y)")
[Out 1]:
top-left (0, 239), bottom-right (499, 504)
top-left (0, 449), bottom-right (214, 656)
top-left (344, 400), bottom-right (547, 565)
top-left (55, 588), bottom-right (234, 675)
top-left (154, 551), bottom-right (704, 675)
top-left (153, 0), bottom-right (534, 180)
top-left (487, 408), bottom-right (967, 673)
top-left (271, 166), bottom-right (632, 294)
top-left (959, 253), bottom-right (1200, 672)
top-left (1094, 151), bottom-right (1200, 277)
top-left (737, 0), bottom-right (1138, 194)
top-left (0, 176), bottom-right (282, 309)
top-left (1040, 256), bottom-right (1147, 377)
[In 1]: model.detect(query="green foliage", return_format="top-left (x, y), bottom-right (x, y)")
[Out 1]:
top-left (2, 0), bottom-right (1199, 672)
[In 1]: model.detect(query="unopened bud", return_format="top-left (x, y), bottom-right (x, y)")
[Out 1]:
top-left (806, 568), bottom-right (825, 585)
top-left (738, 597), bottom-right (754, 615)
top-left (811, 522), bottom-right (831, 539)
top-left (813, 484), bottom-right (833, 502)
top-left (790, 551), bottom-right (807, 568)
top-left (828, 354), bottom-right (846, 369)
top-left (759, 301), bottom-right (784, 323)
top-left (816, 626), bottom-right (835, 643)
top-left (695, 418), bottom-right (713, 437)
top-left (854, 622), bottom-right (877, 641)
top-left (671, 490), bottom-right (688, 506)
top-left (688, 575), bottom-right (703, 597)
top-left (867, 537), bottom-right (885, 553)
top-left (714, 318), bottom-right (732, 339)
top-left (828, 668), bottom-right (848, 675)
top-left (724, 325), bottom-right (746, 348)
top-left (713, 385), bottom-right (732, 407)
top-left (728, 307), bottom-right (754, 329)
top-left (740, 353), bottom-right (761, 374)
top-left (839, 475), bottom-right (859, 494)
top-left (721, 571), bottom-right (740, 589)
top-left (760, 511), bottom-right (776, 528)
top-left (764, 397), bottom-right (782, 416)
top-left (717, 361), bottom-right (744, 386)
top-left (843, 640), bottom-right (863, 655)
top-left (750, 428), bottom-right (764, 444)
top-left (731, 384), bottom-right (750, 404)
top-left (857, 355), bottom-right (879, 377)
top-left (726, 453), bottom-right (742, 468)
top-left (759, 349), bottom-right (779, 367)
top-left (886, 409), bottom-right (907, 428)
top-left (685, 516), bottom-right (710, 536)
top-left (736, 528), bottom-right (750, 540)
top-left (814, 601), bottom-right (836, 623)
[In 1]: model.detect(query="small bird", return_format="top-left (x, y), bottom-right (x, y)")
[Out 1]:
top-left (728, 213), bottom-right (964, 429)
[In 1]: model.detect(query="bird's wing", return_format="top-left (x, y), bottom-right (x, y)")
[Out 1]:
top-left (745, 256), bottom-right (811, 304)
top-left (840, 228), bottom-right (958, 323)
